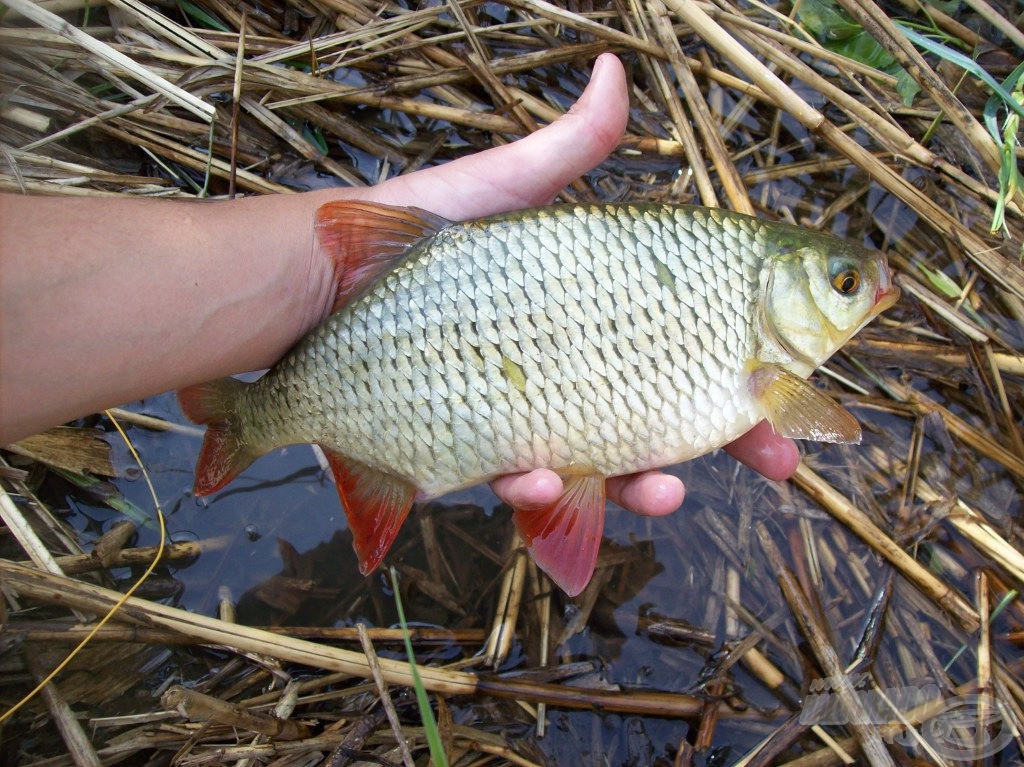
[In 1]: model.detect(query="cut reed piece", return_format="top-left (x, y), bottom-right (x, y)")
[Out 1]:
top-left (90, 520), bottom-right (136, 568)
top-left (162, 685), bottom-right (313, 740)
top-left (41, 540), bottom-right (212, 575)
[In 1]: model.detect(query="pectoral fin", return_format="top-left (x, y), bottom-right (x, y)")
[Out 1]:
top-left (321, 448), bottom-right (417, 575)
top-left (749, 364), bottom-right (862, 444)
top-left (511, 473), bottom-right (606, 597)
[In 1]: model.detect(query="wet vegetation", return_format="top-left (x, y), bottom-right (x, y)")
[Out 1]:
top-left (1, 0), bottom-right (1023, 764)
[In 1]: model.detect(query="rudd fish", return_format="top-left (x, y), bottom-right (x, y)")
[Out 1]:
top-left (179, 202), bottom-right (898, 595)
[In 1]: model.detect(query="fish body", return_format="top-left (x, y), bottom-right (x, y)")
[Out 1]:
top-left (180, 202), bottom-right (898, 594)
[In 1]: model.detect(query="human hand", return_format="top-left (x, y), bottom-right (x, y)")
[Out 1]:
top-left (353, 53), bottom-right (800, 515)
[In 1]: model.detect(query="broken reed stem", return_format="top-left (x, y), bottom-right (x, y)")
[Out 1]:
top-left (484, 535), bottom-right (527, 668)
top-left (4, 621), bottom-right (487, 645)
top-left (881, 376), bottom-right (1024, 481)
top-left (961, 0), bottom-right (1024, 48)
top-left (0, 559), bottom-right (715, 717)
top-left (0, 484), bottom-right (68, 575)
top-left (662, 0), bottom-right (822, 127)
top-left (24, 649), bottom-right (102, 767)
top-left (777, 678), bottom-right (994, 767)
top-left (791, 464), bottom-right (980, 633)
top-left (915, 479), bottom-right (1024, 586)
top-left (35, 540), bottom-right (214, 575)
top-left (162, 685), bottom-right (313, 740)
top-left (356, 623), bottom-right (417, 767)
top-left (756, 523), bottom-right (896, 767)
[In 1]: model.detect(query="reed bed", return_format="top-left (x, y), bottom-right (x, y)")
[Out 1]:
top-left (1, 0), bottom-right (1022, 764)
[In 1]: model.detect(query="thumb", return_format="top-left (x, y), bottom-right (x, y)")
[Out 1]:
top-left (370, 53), bottom-right (629, 219)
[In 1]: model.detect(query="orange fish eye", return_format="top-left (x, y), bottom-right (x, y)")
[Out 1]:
top-left (831, 267), bottom-right (860, 295)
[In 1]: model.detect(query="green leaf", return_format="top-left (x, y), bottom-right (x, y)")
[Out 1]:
top-left (175, 0), bottom-right (229, 32)
top-left (796, 0), bottom-right (861, 42)
top-left (830, 30), bottom-right (896, 69)
top-left (796, 0), bottom-right (899, 71)
top-left (303, 124), bottom-right (328, 155)
top-left (896, 67), bottom-right (921, 106)
top-left (918, 264), bottom-right (962, 299)
top-left (924, 0), bottom-right (961, 13)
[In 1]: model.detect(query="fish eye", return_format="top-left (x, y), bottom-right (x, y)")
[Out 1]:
top-left (830, 264), bottom-right (860, 295)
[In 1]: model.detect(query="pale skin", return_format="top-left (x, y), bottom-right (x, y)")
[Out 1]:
top-left (0, 53), bottom-right (798, 515)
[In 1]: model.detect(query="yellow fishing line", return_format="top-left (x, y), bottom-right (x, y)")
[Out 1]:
top-left (0, 410), bottom-right (167, 724)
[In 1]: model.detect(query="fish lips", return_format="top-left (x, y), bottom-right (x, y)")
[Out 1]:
top-left (874, 263), bottom-right (900, 312)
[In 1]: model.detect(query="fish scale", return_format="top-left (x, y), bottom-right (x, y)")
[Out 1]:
top-left (246, 204), bottom-right (764, 495)
top-left (181, 201), bottom-right (897, 594)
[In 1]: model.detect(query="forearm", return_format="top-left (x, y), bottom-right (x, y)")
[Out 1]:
top-left (0, 191), bottom-right (339, 443)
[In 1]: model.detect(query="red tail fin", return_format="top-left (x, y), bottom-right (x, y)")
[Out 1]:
top-left (178, 378), bottom-right (256, 496)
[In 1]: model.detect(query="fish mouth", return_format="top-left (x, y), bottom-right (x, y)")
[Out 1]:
top-left (873, 263), bottom-right (900, 312)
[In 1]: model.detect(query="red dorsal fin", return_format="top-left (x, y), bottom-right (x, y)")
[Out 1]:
top-left (315, 201), bottom-right (451, 312)
top-left (178, 378), bottom-right (258, 496)
top-left (512, 473), bottom-right (606, 597)
top-left (321, 447), bottom-right (417, 575)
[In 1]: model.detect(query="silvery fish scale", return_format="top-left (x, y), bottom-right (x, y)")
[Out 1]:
top-left (242, 204), bottom-right (771, 496)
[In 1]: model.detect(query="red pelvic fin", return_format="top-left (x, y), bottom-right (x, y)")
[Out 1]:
top-left (512, 473), bottom-right (606, 597)
top-left (178, 378), bottom-right (256, 496)
top-left (322, 447), bottom-right (417, 575)
top-left (315, 201), bottom-right (450, 312)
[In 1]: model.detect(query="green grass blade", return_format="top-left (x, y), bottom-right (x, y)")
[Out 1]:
top-left (897, 22), bottom-right (1024, 119)
top-left (983, 59), bottom-right (1024, 141)
top-left (389, 567), bottom-right (449, 767)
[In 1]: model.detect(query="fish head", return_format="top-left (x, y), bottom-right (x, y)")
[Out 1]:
top-left (760, 233), bottom-right (899, 370)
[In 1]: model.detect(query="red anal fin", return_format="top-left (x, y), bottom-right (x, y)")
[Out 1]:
top-left (315, 201), bottom-right (450, 312)
top-left (512, 474), bottom-right (606, 597)
top-left (321, 447), bottom-right (417, 575)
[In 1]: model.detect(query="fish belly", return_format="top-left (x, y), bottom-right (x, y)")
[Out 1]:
top-left (257, 205), bottom-right (768, 497)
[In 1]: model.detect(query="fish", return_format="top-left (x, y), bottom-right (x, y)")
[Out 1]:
top-left (179, 202), bottom-right (899, 595)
